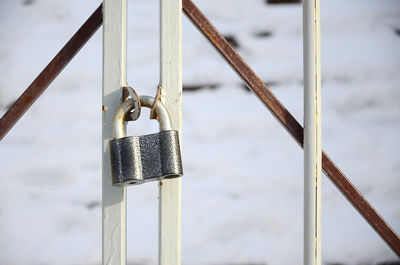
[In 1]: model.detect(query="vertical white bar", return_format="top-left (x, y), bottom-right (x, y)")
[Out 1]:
top-left (303, 0), bottom-right (322, 264)
top-left (102, 1), bottom-right (127, 265)
top-left (159, 0), bottom-right (182, 265)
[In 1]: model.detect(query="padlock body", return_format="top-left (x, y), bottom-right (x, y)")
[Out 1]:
top-left (109, 130), bottom-right (183, 186)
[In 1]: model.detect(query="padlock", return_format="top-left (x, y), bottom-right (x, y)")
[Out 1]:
top-left (109, 95), bottom-right (183, 186)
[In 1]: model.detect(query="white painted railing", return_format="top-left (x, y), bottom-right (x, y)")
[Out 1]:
top-left (303, 0), bottom-right (322, 264)
top-left (159, 0), bottom-right (183, 264)
top-left (1, 0), bottom-right (398, 263)
top-left (102, 1), bottom-right (182, 264)
top-left (102, 0), bottom-right (127, 264)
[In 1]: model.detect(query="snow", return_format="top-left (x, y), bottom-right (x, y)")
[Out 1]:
top-left (0, 0), bottom-right (399, 264)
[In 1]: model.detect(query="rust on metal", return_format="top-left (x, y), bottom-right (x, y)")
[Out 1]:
top-left (0, 4), bottom-right (103, 141)
top-left (122, 87), bottom-right (136, 121)
top-left (102, 105), bottom-right (106, 119)
top-left (122, 86), bottom-right (141, 121)
top-left (150, 84), bottom-right (162, 120)
top-left (182, 0), bottom-right (400, 256)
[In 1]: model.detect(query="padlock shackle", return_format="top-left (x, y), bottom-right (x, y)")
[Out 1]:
top-left (140, 95), bottom-right (172, 131)
top-left (112, 95), bottom-right (172, 138)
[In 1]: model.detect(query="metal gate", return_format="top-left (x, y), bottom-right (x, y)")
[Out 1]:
top-left (0, 0), bottom-right (399, 264)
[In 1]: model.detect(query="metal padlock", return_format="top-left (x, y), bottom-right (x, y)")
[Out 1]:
top-left (109, 95), bottom-right (183, 186)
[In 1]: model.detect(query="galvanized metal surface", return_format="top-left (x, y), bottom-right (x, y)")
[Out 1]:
top-left (109, 96), bottom-right (182, 186)
top-left (182, 0), bottom-right (400, 256)
top-left (110, 131), bottom-right (182, 186)
top-left (0, 4), bottom-right (103, 142)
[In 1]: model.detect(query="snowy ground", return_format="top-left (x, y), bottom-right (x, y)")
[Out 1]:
top-left (0, 0), bottom-right (399, 264)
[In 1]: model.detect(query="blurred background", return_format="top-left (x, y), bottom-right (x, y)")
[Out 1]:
top-left (0, 0), bottom-right (399, 264)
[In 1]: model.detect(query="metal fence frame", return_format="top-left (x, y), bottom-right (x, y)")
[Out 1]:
top-left (0, 1), bottom-right (399, 264)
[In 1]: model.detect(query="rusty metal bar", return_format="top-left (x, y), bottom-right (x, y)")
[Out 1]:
top-left (0, 4), bottom-right (103, 141)
top-left (182, 0), bottom-right (400, 256)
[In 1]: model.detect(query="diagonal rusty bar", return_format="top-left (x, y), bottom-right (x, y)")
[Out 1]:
top-left (182, 0), bottom-right (400, 256)
top-left (0, 4), bottom-right (103, 141)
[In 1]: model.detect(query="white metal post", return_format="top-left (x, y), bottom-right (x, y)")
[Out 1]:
top-left (102, 1), bottom-right (127, 265)
top-left (159, 0), bottom-right (183, 265)
top-left (303, 0), bottom-right (322, 264)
